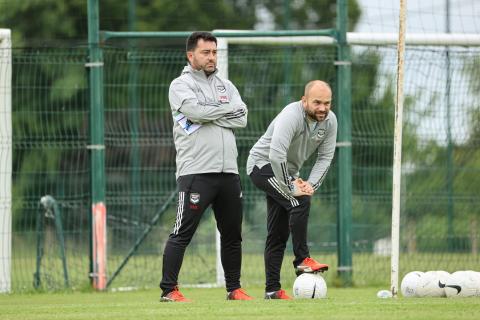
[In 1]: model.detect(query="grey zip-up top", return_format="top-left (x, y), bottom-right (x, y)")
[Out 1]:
top-left (169, 65), bottom-right (247, 178)
top-left (246, 101), bottom-right (337, 195)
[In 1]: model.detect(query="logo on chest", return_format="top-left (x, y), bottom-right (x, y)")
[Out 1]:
top-left (316, 128), bottom-right (326, 139)
top-left (219, 95), bottom-right (229, 104)
top-left (216, 85), bottom-right (226, 93)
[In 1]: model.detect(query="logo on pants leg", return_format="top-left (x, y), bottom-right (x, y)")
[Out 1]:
top-left (190, 193), bottom-right (200, 204)
top-left (189, 193), bottom-right (200, 210)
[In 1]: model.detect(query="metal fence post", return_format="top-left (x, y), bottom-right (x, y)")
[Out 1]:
top-left (87, 0), bottom-right (107, 291)
top-left (335, 0), bottom-right (353, 286)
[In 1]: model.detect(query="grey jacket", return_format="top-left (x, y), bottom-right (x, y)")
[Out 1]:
top-left (169, 65), bottom-right (247, 178)
top-left (246, 101), bottom-right (337, 195)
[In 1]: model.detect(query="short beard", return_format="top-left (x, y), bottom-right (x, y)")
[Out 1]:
top-left (307, 109), bottom-right (328, 121)
top-left (204, 68), bottom-right (215, 76)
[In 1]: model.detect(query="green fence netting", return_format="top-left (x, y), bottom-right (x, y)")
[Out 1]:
top-left (2, 43), bottom-right (479, 291)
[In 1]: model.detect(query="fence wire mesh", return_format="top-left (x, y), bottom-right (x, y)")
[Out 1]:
top-left (1, 43), bottom-right (479, 291)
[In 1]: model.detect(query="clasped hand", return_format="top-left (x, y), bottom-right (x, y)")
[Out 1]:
top-left (292, 178), bottom-right (314, 196)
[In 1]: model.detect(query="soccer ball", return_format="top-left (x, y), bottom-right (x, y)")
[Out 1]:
top-left (445, 271), bottom-right (480, 298)
top-left (292, 273), bottom-right (327, 299)
top-left (400, 271), bottom-right (424, 297)
top-left (466, 270), bottom-right (480, 287)
top-left (435, 270), bottom-right (452, 285)
top-left (421, 270), bottom-right (451, 297)
top-left (414, 271), bottom-right (438, 297)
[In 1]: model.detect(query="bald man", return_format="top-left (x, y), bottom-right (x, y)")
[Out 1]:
top-left (246, 80), bottom-right (337, 300)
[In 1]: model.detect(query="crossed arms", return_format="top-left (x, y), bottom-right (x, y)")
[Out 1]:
top-left (169, 80), bottom-right (247, 129)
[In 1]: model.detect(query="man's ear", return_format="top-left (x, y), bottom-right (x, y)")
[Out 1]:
top-left (301, 95), bottom-right (307, 108)
top-left (186, 51), bottom-right (193, 63)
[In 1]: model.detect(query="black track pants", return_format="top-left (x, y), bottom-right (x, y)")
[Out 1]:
top-left (249, 164), bottom-right (311, 292)
top-left (160, 173), bottom-right (243, 294)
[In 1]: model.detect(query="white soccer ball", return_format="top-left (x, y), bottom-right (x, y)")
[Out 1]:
top-left (436, 270), bottom-right (452, 284)
top-left (401, 271), bottom-right (424, 297)
top-left (445, 271), bottom-right (480, 298)
top-left (414, 271), bottom-right (437, 297)
top-left (421, 271), bottom-right (451, 297)
top-left (293, 273), bottom-right (327, 299)
top-left (467, 271), bottom-right (480, 287)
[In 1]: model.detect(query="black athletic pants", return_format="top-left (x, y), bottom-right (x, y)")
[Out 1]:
top-left (249, 164), bottom-right (311, 292)
top-left (160, 173), bottom-right (243, 294)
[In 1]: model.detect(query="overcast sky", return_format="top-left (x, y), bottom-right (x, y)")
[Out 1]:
top-left (355, 0), bottom-right (480, 33)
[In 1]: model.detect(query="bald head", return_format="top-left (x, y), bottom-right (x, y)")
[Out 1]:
top-left (304, 80), bottom-right (331, 96)
top-left (302, 80), bottom-right (332, 122)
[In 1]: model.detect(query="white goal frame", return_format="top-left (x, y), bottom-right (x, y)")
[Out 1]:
top-left (0, 28), bottom-right (12, 294)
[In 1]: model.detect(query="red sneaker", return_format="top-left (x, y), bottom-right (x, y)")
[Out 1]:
top-left (296, 257), bottom-right (329, 274)
top-left (265, 289), bottom-right (292, 300)
top-left (227, 288), bottom-right (254, 300)
top-left (160, 286), bottom-right (192, 302)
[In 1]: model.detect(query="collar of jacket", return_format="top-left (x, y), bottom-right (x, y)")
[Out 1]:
top-left (182, 64), bottom-right (219, 80)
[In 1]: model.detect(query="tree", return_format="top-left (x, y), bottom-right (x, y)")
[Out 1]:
top-left (262, 0), bottom-right (360, 30)
top-left (1, 0), bottom-right (360, 44)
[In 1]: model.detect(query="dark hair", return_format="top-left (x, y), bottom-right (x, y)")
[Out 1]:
top-left (186, 32), bottom-right (217, 52)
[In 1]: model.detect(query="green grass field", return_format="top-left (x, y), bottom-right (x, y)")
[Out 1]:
top-left (1, 286), bottom-right (480, 320)
top-left (15, 251), bottom-right (480, 291)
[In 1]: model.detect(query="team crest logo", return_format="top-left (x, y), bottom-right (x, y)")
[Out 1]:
top-left (317, 129), bottom-right (326, 138)
top-left (216, 85), bottom-right (226, 93)
top-left (190, 193), bottom-right (200, 204)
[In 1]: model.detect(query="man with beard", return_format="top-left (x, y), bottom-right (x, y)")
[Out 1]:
top-left (160, 32), bottom-right (251, 302)
top-left (247, 80), bottom-right (337, 300)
